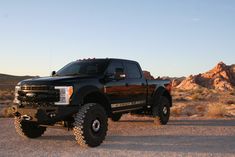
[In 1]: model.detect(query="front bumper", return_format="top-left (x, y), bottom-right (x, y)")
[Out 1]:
top-left (13, 105), bottom-right (79, 125)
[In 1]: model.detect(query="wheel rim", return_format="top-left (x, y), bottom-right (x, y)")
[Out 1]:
top-left (92, 119), bottom-right (101, 132)
top-left (163, 106), bottom-right (168, 115)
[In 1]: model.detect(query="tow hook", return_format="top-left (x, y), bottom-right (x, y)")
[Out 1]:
top-left (13, 112), bottom-right (20, 117)
top-left (21, 115), bottom-right (32, 121)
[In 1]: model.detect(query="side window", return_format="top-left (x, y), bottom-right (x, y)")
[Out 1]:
top-left (125, 62), bottom-right (142, 79)
top-left (106, 61), bottom-right (124, 74)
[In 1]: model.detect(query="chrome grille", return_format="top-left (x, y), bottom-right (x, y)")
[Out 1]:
top-left (17, 85), bottom-right (59, 105)
top-left (21, 85), bottom-right (54, 91)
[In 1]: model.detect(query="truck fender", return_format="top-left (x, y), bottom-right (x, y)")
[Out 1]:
top-left (75, 85), bottom-right (111, 115)
top-left (152, 86), bottom-right (172, 108)
top-left (76, 85), bottom-right (101, 105)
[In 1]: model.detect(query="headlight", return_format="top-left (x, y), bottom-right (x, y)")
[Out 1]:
top-left (13, 86), bottom-right (21, 104)
top-left (55, 86), bottom-right (73, 105)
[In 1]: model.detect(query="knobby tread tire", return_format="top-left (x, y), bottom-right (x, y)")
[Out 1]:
top-left (73, 103), bottom-right (108, 147)
top-left (14, 117), bottom-right (46, 138)
top-left (153, 96), bottom-right (170, 125)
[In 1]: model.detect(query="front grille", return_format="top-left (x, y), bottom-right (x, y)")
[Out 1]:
top-left (21, 85), bottom-right (54, 91)
top-left (17, 85), bottom-right (59, 105)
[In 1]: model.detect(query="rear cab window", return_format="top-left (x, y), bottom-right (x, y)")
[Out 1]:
top-left (106, 60), bottom-right (124, 75)
top-left (124, 62), bottom-right (142, 79)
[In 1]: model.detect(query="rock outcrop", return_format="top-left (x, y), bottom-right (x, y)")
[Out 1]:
top-left (143, 71), bottom-right (155, 80)
top-left (177, 62), bottom-right (235, 91)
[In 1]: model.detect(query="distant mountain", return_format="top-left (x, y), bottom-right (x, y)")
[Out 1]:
top-left (176, 62), bottom-right (235, 91)
top-left (0, 73), bottom-right (35, 90)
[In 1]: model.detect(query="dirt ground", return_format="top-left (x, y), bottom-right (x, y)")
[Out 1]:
top-left (0, 115), bottom-right (235, 157)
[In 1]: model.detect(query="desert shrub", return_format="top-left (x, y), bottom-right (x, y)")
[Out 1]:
top-left (206, 92), bottom-right (216, 99)
top-left (176, 88), bottom-right (187, 93)
top-left (1, 94), bottom-right (14, 101)
top-left (225, 100), bottom-right (235, 105)
top-left (229, 90), bottom-right (235, 95)
top-left (191, 93), bottom-right (205, 101)
top-left (0, 90), bottom-right (14, 101)
top-left (209, 89), bottom-right (218, 94)
top-left (194, 87), bottom-right (205, 93)
top-left (188, 87), bottom-right (206, 94)
top-left (185, 111), bottom-right (194, 116)
top-left (0, 107), bottom-right (14, 118)
top-left (182, 105), bottom-right (197, 116)
top-left (196, 105), bottom-right (206, 113)
top-left (190, 87), bottom-right (216, 101)
top-left (174, 97), bottom-right (187, 102)
top-left (176, 105), bottom-right (206, 117)
top-left (191, 94), bottom-right (199, 100)
top-left (206, 103), bottom-right (226, 118)
top-left (171, 107), bottom-right (182, 117)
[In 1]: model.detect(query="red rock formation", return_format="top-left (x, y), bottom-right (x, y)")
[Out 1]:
top-left (177, 62), bottom-right (235, 91)
top-left (171, 77), bottom-right (186, 87)
top-left (143, 71), bottom-right (155, 80)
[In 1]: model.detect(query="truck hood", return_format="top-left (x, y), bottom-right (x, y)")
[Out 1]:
top-left (18, 75), bottom-right (96, 86)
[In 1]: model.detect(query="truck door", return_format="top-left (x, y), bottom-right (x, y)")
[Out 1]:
top-left (104, 60), bottom-right (131, 113)
top-left (123, 61), bottom-right (147, 108)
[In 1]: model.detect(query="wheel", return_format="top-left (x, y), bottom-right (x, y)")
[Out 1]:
top-left (152, 96), bottom-right (170, 125)
top-left (14, 117), bottom-right (46, 138)
top-left (73, 103), bottom-right (108, 147)
top-left (111, 113), bottom-right (122, 122)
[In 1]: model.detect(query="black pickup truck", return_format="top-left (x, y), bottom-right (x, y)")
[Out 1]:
top-left (13, 58), bottom-right (172, 147)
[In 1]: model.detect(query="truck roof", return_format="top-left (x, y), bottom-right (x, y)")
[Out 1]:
top-left (77, 58), bottom-right (138, 63)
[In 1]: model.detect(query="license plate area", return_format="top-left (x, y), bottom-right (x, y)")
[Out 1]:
top-left (17, 107), bottom-right (58, 122)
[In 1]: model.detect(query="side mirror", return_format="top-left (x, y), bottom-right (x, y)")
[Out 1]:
top-left (51, 71), bottom-right (56, 76)
top-left (115, 73), bottom-right (126, 80)
top-left (114, 68), bottom-right (126, 80)
top-left (105, 68), bottom-right (126, 81)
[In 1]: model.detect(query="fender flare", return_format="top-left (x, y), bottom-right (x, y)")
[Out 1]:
top-left (76, 86), bottom-right (101, 104)
top-left (75, 85), bottom-right (111, 115)
top-left (153, 86), bottom-right (172, 107)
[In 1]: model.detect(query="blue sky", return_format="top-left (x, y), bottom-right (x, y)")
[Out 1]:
top-left (0, 0), bottom-right (235, 77)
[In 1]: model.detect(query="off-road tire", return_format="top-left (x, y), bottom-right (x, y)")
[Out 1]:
top-left (14, 117), bottom-right (46, 138)
top-left (111, 113), bottom-right (122, 122)
top-left (73, 103), bottom-right (108, 147)
top-left (153, 96), bottom-right (170, 125)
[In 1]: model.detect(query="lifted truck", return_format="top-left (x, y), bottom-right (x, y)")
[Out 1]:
top-left (13, 58), bottom-right (172, 147)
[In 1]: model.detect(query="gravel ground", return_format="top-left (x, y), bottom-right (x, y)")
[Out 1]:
top-left (0, 115), bottom-right (235, 157)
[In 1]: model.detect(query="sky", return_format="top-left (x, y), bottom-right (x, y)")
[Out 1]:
top-left (0, 0), bottom-right (235, 77)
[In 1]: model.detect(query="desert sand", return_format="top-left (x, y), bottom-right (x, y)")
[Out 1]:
top-left (0, 115), bottom-right (235, 157)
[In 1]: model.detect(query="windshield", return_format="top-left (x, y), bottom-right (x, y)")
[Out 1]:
top-left (55, 60), bottom-right (108, 76)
